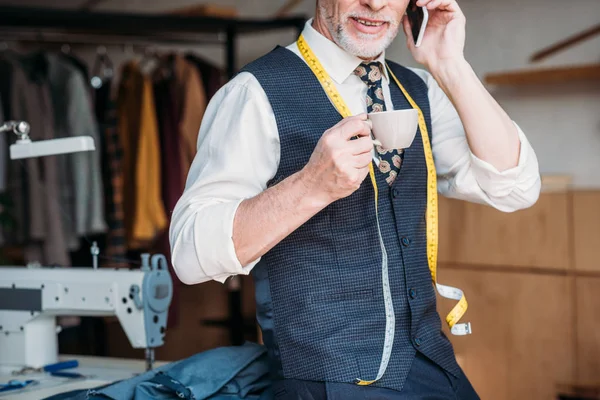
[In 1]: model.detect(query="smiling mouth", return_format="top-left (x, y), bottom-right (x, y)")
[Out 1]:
top-left (352, 17), bottom-right (387, 27)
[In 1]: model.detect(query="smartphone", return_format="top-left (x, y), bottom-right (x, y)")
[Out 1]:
top-left (406, 0), bottom-right (429, 47)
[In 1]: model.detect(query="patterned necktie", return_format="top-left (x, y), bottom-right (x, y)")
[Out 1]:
top-left (354, 62), bottom-right (403, 185)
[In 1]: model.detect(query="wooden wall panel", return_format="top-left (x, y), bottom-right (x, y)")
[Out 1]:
top-left (438, 194), bottom-right (570, 270)
top-left (156, 282), bottom-right (232, 360)
top-left (573, 191), bottom-right (600, 273)
top-left (576, 277), bottom-right (600, 383)
top-left (437, 268), bottom-right (575, 400)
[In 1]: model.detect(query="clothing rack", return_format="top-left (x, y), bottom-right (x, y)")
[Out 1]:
top-left (0, 5), bottom-right (306, 78)
top-left (0, 29), bottom-right (227, 48)
top-left (0, 5), bottom-right (307, 347)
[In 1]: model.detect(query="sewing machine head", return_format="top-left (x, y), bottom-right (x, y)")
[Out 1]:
top-left (0, 253), bottom-right (173, 370)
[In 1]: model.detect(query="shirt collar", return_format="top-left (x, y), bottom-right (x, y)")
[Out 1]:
top-left (300, 18), bottom-right (389, 84)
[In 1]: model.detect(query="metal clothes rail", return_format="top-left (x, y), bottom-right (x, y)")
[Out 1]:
top-left (0, 5), bottom-right (306, 78)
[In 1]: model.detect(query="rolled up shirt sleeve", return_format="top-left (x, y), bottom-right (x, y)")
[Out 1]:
top-left (411, 68), bottom-right (542, 212)
top-left (169, 72), bottom-right (280, 284)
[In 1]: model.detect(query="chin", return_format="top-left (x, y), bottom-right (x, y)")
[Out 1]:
top-left (336, 22), bottom-right (398, 59)
top-left (338, 33), bottom-right (390, 59)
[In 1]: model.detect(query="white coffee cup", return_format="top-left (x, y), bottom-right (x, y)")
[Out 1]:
top-left (368, 109), bottom-right (419, 149)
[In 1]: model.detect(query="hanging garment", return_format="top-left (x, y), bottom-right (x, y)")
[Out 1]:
top-left (0, 95), bottom-right (8, 246)
top-left (0, 95), bottom-right (7, 193)
top-left (170, 54), bottom-right (206, 184)
top-left (0, 53), bottom-right (27, 247)
top-left (60, 52), bottom-right (90, 90)
top-left (152, 58), bottom-right (183, 211)
top-left (117, 61), bottom-right (167, 249)
top-left (0, 56), bottom-right (13, 246)
top-left (95, 80), bottom-right (128, 268)
top-left (46, 53), bottom-right (107, 249)
top-left (185, 53), bottom-right (225, 101)
top-left (4, 52), bottom-right (70, 266)
top-left (0, 56), bottom-right (12, 118)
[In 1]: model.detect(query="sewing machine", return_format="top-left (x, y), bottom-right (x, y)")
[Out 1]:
top-left (0, 253), bottom-right (173, 398)
top-left (0, 121), bottom-right (174, 397)
top-left (0, 253), bottom-right (173, 372)
top-left (0, 120), bottom-right (172, 370)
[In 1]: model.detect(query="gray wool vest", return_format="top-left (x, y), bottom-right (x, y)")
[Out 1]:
top-left (240, 46), bottom-right (460, 392)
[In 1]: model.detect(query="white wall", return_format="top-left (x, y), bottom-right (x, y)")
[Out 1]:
top-left (2, 0), bottom-right (600, 187)
top-left (449, 0), bottom-right (600, 189)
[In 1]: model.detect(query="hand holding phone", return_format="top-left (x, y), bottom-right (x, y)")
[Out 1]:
top-left (405, 0), bottom-right (429, 47)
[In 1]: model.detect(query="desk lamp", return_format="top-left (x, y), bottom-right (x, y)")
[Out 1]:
top-left (0, 120), bottom-right (95, 159)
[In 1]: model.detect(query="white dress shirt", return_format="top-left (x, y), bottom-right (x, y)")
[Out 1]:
top-left (169, 20), bottom-right (541, 285)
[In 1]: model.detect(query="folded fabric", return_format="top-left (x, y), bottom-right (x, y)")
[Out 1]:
top-left (43, 342), bottom-right (272, 400)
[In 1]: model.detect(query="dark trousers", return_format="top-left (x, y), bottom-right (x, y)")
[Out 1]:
top-left (271, 352), bottom-right (480, 400)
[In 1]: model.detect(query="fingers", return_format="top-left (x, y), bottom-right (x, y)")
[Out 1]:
top-left (353, 151), bottom-right (374, 169)
top-left (333, 114), bottom-right (367, 131)
top-left (417, 0), bottom-right (459, 11)
top-left (425, 0), bottom-right (444, 9)
top-left (416, 0), bottom-right (436, 7)
top-left (349, 135), bottom-right (375, 155)
top-left (338, 116), bottom-right (372, 140)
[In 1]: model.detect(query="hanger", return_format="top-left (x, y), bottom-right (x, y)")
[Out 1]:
top-left (139, 45), bottom-right (161, 75)
top-left (91, 45), bottom-right (114, 88)
top-left (122, 43), bottom-right (135, 57)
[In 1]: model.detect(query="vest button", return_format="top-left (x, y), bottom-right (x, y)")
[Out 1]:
top-left (401, 237), bottom-right (411, 247)
top-left (409, 288), bottom-right (417, 299)
top-left (414, 337), bottom-right (422, 347)
top-left (392, 188), bottom-right (400, 198)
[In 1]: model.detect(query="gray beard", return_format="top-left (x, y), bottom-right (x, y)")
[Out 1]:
top-left (319, 5), bottom-right (400, 59)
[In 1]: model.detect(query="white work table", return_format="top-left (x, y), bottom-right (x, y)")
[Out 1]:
top-left (0, 355), bottom-right (169, 399)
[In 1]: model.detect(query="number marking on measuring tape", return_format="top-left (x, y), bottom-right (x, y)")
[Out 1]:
top-left (297, 35), bottom-right (471, 386)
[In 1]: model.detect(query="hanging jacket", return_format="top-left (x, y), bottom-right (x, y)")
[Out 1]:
top-left (184, 53), bottom-right (225, 102)
top-left (117, 61), bottom-right (168, 249)
top-left (96, 80), bottom-right (128, 268)
top-left (1, 52), bottom-right (70, 266)
top-left (171, 54), bottom-right (206, 185)
top-left (46, 53), bottom-right (108, 247)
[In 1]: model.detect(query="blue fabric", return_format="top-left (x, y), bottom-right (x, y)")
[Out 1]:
top-left (144, 372), bottom-right (195, 399)
top-left (271, 352), bottom-right (480, 399)
top-left (240, 46), bottom-right (460, 393)
top-left (41, 384), bottom-right (112, 400)
top-left (42, 343), bottom-right (271, 400)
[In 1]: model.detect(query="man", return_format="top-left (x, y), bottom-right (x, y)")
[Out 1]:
top-left (170, 0), bottom-right (541, 398)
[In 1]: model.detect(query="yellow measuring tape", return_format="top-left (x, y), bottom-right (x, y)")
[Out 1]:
top-left (297, 34), bottom-right (471, 383)
top-left (385, 65), bottom-right (470, 333)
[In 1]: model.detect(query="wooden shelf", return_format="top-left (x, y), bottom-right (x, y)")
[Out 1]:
top-left (484, 63), bottom-right (600, 86)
